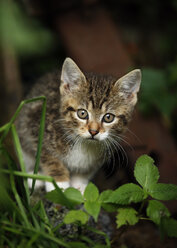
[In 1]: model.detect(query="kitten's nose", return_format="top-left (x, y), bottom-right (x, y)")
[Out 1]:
top-left (89, 129), bottom-right (99, 137)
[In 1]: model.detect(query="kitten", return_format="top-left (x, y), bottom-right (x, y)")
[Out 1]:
top-left (16, 58), bottom-right (141, 193)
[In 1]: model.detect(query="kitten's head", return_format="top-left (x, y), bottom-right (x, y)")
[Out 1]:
top-left (59, 58), bottom-right (141, 144)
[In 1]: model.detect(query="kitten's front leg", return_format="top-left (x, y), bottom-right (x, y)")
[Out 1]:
top-left (45, 181), bottom-right (70, 192)
top-left (70, 173), bottom-right (92, 194)
top-left (41, 155), bottom-right (70, 192)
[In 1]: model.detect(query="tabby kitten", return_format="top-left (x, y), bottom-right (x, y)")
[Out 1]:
top-left (16, 58), bottom-right (141, 193)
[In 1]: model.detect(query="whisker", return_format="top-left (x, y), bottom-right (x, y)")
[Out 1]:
top-left (104, 138), bottom-right (116, 178)
top-left (126, 127), bottom-right (142, 144)
top-left (110, 132), bottom-right (134, 152)
top-left (108, 134), bottom-right (129, 168)
top-left (53, 118), bottom-right (66, 124)
top-left (107, 137), bottom-right (121, 166)
top-left (102, 139), bottom-right (111, 165)
top-left (113, 138), bottom-right (129, 168)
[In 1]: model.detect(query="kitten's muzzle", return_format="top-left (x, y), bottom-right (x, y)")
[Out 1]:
top-left (89, 129), bottom-right (99, 137)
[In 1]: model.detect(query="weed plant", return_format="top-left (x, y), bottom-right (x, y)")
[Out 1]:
top-left (0, 97), bottom-right (177, 247)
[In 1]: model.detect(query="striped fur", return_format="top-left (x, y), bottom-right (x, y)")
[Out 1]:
top-left (16, 58), bottom-right (141, 193)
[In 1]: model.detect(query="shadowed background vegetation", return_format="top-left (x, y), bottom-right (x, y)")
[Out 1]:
top-left (0, 0), bottom-right (177, 247)
top-left (1, 0), bottom-right (177, 137)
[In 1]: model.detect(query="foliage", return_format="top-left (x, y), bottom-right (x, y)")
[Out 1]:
top-left (0, 98), bottom-right (177, 247)
top-left (116, 207), bottom-right (139, 228)
top-left (0, 0), bottom-right (53, 56)
top-left (139, 67), bottom-right (177, 124)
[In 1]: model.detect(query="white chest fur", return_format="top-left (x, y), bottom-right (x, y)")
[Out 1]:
top-left (64, 141), bottom-right (105, 173)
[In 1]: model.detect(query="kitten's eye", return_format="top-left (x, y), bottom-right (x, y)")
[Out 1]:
top-left (102, 113), bottom-right (115, 123)
top-left (77, 109), bottom-right (88, 120)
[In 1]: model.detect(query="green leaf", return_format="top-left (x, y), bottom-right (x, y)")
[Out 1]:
top-left (134, 155), bottom-right (159, 190)
top-left (98, 190), bottom-right (117, 212)
top-left (64, 210), bottom-right (89, 225)
top-left (84, 201), bottom-right (101, 222)
top-left (98, 190), bottom-right (113, 203)
top-left (84, 182), bottom-right (99, 201)
top-left (101, 203), bottom-right (118, 212)
top-left (45, 189), bottom-right (73, 209)
top-left (107, 183), bottom-right (145, 204)
top-left (116, 207), bottom-right (139, 228)
top-left (149, 183), bottom-right (177, 200)
top-left (146, 200), bottom-right (170, 225)
top-left (161, 217), bottom-right (177, 238)
top-left (64, 187), bottom-right (84, 205)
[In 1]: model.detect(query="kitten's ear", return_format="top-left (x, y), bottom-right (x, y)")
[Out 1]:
top-left (115, 69), bottom-right (141, 104)
top-left (60, 57), bottom-right (86, 94)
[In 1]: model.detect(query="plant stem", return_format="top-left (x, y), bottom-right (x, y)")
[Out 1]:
top-left (0, 96), bottom-right (46, 143)
top-left (0, 168), bottom-right (53, 181)
top-left (138, 199), bottom-right (146, 214)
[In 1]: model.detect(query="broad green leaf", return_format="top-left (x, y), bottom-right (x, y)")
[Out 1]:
top-left (101, 203), bottom-right (118, 212)
top-left (98, 190), bottom-right (116, 212)
top-left (149, 183), bottom-right (177, 200)
top-left (98, 190), bottom-right (113, 203)
top-left (116, 207), bottom-right (139, 228)
top-left (64, 210), bottom-right (89, 225)
top-left (45, 189), bottom-right (73, 209)
top-left (84, 201), bottom-right (101, 222)
top-left (134, 155), bottom-right (159, 190)
top-left (161, 217), bottom-right (177, 238)
top-left (106, 183), bottom-right (145, 204)
top-left (64, 187), bottom-right (84, 205)
top-left (84, 182), bottom-right (99, 201)
top-left (147, 200), bottom-right (170, 225)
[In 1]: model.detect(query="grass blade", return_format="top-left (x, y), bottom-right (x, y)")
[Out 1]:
top-left (31, 96), bottom-right (46, 194)
top-left (87, 226), bottom-right (111, 248)
top-left (1, 220), bottom-right (70, 247)
top-left (0, 96), bottom-right (46, 143)
top-left (0, 168), bottom-right (53, 182)
top-left (11, 124), bottom-right (30, 205)
top-left (26, 232), bottom-right (40, 248)
top-left (9, 171), bottom-right (30, 228)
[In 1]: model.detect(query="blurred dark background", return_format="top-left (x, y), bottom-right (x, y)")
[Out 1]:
top-left (1, 0), bottom-right (177, 211)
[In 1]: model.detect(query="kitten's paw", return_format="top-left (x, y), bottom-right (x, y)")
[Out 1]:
top-left (76, 183), bottom-right (87, 194)
top-left (27, 171), bottom-right (45, 189)
top-left (28, 178), bottom-right (45, 189)
top-left (45, 181), bottom-right (70, 192)
top-left (70, 176), bottom-right (88, 194)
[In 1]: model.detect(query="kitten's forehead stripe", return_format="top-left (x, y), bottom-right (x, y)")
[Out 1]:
top-left (85, 73), bottom-right (116, 110)
top-left (89, 95), bottom-right (95, 108)
top-left (89, 80), bottom-right (93, 94)
top-left (99, 86), bottom-right (111, 109)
